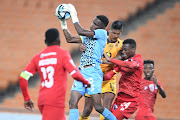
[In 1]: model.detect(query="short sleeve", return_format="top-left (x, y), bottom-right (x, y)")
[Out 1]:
top-left (63, 50), bottom-right (77, 74)
top-left (93, 29), bottom-right (107, 40)
top-left (133, 54), bottom-right (143, 69)
top-left (80, 36), bottom-right (84, 42)
top-left (24, 56), bottom-right (38, 75)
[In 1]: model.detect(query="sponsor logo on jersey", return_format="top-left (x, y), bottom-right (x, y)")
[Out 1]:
top-left (40, 52), bottom-right (57, 58)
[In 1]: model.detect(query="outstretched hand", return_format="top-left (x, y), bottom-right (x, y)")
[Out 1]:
top-left (24, 99), bottom-right (35, 112)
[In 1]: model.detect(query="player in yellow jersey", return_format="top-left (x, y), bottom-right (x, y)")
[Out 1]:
top-left (79, 20), bottom-right (123, 120)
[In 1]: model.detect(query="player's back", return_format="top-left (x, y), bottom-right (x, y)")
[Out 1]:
top-left (33, 45), bottom-right (70, 107)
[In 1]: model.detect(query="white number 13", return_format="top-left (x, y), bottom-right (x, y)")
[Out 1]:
top-left (41, 66), bottom-right (54, 88)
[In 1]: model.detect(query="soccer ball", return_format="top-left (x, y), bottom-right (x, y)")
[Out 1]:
top-left (56, 4), bottom-right (71, 20)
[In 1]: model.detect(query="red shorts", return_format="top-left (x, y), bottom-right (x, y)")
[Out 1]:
top-left (38, 104), bottom-right (66, 120)
top-left (135, 108), bottom-right (156, 120)
top-left (111, 93), bottom-right (138, 120)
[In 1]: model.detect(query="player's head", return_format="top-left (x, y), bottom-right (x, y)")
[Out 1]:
top-left (45, 28), bottom-right (60, 46)
top-left (109, 20), bottom-right (123, 43)
top-left (121, 39), bottom-right (136, 59)
top-left (90, 15), bottom-right (109, 31)
top-left (143, 60), bottom-right (155, 80)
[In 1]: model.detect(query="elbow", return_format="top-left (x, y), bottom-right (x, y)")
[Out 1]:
top-left (65, 37), bottom-right (73, 43)
top-left (162, 94), bottom-right (166, 98)
top-left (77, 31), bottom-right (84, 36)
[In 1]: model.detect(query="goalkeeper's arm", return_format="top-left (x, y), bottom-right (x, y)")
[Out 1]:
top-left (68, 4), bottom-right (95, 38)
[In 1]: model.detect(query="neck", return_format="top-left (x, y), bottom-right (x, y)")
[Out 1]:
top-left (144, 77), bottom-right (152, 81)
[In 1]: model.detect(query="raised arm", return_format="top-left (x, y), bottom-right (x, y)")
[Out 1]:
top-left (63, 28), bottom-right (82, 43)
top-left (151, 75), bottom-right (166, 98)
top-left (73, 23), bottom-right (95, 38)
top-left (68, 4), bottom-right (95, 38)
top-left (55, 5), bottom-right (82, 43)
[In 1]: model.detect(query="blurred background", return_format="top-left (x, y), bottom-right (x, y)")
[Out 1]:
top-left (0, 0), bottom-right (179, 119)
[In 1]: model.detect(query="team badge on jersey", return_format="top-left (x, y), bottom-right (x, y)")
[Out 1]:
top-left (149, 84), bottom-right (154, 92)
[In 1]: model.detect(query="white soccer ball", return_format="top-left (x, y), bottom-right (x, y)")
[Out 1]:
top-left (56, 4), bottom-right (71, 20)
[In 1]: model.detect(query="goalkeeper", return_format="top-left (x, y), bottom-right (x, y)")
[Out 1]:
top-left (55, 4), bottom-right (117, 120)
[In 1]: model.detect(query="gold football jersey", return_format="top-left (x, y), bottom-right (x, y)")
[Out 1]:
top-left (101, 37), bottom-right (123, 74)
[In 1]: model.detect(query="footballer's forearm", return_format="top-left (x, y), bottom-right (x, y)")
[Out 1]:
top-left (110, 58), bottom-right (138, 69)
top-left (71, 70), bottom-right (90, 85)
top-left (74, 23), bottom-right (94, 38)
top-left (19, 77), bottom-right (31, 101)
top-left (157, 85), bottom-right (166, 98)
top-left (103, 66), bottom-right (119, 80)
top-left (63, 29), bottom-right (82, 43)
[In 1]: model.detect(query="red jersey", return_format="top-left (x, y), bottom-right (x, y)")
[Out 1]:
top-left (137, 78), bottom-right (162, 115)
top-left (118, 54), bottom-right (143, 99)
top-left (21, 45), bottom-right (88, 107)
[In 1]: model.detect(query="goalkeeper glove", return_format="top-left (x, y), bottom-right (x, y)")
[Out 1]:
top-left (55, 5), bottom-right (60, 17)
top-left (68, 4), bottom-right (79, 23)
top-left (60, 19), bottom-right (67, 29)
top-left (55, 5), bottom-right (67, 29)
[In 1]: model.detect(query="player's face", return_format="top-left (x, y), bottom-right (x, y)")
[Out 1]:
top-left (121, 44), bottom-right (135, 59)
top-left (144, 63), bottom-right (154, 80)
top-left (90, 17), bottom-right (103, 31)
top-left (108, 29), bottom-right (121, 43)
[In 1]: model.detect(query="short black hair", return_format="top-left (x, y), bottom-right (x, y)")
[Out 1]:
top-left (144, 60), bottom-right (154, 66)
top-left (123, 38), bottom-right (136, 48)
top-left (97, 15), bottom-right (109, 27)
top-left (111, 20), bottom-right (123, 30)
top-left (45, 28), bottom-right (59, 44)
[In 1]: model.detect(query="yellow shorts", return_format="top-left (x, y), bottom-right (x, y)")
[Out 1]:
top-left (101, 79), bottom-right (116, 94)
top-left (85, 76), bottom-right (116, 97)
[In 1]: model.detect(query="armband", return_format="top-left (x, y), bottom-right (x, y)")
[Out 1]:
top-left (20, 71), bottom-right (33, 80)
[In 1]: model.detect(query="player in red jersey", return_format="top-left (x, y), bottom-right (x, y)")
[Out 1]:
top-left (103, 38), bottom-right (143, 120)
top-left (19, 28), bottom-right (90, 120)
top-left (135, 60), bottom-right (166, 120)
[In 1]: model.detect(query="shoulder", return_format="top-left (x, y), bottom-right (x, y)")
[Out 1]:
top-left (94, 29), bottom-right (107, 35)
top-left (134, 54), bottom-right (143, 62)
top-left (117, 38), bottom-right (123, 43)
top-left (116, 39), bottom-right (123, 49)
top-left (133, 54), bottom-right (143, 69)
top-left (157, 80), bottom-right (162, 86)
top-left (134, 54), bottom-right (142, 58)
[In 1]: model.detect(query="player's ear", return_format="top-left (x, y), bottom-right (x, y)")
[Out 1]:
top-left (45, 39), bottom-right (48, 45)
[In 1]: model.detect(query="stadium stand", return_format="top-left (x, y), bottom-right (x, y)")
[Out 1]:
top-left (0, 0), bottom-right (180, 120)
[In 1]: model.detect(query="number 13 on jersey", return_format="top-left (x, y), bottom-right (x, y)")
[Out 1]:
top-left (41, 66), bottom-right (55, 88)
